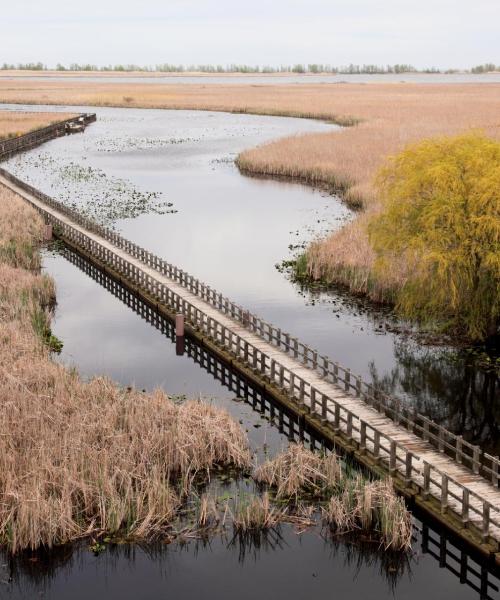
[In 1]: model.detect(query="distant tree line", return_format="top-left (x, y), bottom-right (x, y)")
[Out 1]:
top-left (1, 62), bottom-right (498, 74)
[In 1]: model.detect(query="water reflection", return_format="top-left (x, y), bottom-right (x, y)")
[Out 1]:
top-left (369, 341), bottom-right (500, 454)
top-left (57, 244), bottom-right (328, 455)
top-left (1, 518), bottom-right (498, 600)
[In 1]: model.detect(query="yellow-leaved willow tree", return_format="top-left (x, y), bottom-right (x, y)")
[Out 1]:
top-left (369, 133), bottom-right (499, 341)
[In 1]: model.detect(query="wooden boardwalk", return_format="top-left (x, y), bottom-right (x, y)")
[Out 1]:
top-left (1, 164), bottom-right (500, 553)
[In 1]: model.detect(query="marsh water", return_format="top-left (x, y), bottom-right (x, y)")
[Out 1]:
top-left (1, 103), bottom-right (499, 598)
top-left (3, 103), bottom-right (498, 453)
top-left (3, 72), bottom-right (500, 84)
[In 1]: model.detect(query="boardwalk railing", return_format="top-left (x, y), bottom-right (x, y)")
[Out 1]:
top-left (0, 113), bottom-right (96, 160)
top-left (1, 168), bottom-right (500, 543)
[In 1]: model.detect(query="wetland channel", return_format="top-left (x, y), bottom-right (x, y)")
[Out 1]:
top-left (1, 103), bottom-right (498, 599)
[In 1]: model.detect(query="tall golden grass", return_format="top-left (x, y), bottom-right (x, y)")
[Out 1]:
top-left (1, 80), bottom-right (497, 300)
top-left (0, 111), bottom-right (76, 140)
top-left (234, 85), bottom-right (500, 300)
top-left (0, 185), bottom-right (250, 552)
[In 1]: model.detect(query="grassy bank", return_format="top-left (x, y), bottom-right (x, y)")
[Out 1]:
top-left (0, 111), bottom-right (76, 140)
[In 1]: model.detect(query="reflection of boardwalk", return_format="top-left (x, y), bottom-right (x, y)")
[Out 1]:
top-left (53, 247), bottom-right (500, 599)
top-left (60, 245), bottom-right (329, 451)
top-left (1, 157), bottom-right (499, 554)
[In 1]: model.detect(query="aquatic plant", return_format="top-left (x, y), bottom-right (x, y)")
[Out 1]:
top-left (254, 443), bottom-right (341, 500)
top-left (254, 444), bottom-right (412, 550)
top-left (232, 492), bottom-right (283, 532)
top-left (322, 477), bottom-right (412, 550)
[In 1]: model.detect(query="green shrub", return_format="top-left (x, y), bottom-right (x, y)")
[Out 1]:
top-left (369, 133), bottom-right (500, 341)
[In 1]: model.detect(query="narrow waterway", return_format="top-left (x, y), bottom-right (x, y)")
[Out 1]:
top-left (1, 249), bottom-right (500, 600)
top-left (3, 103), bottom-right (498, 454)
top-left (0, 103), bottom-right (499, 598)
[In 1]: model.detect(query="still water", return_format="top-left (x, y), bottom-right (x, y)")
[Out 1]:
top-left (1, 104), bottom-right (499, 598)
top-left (2, 72), bottom-right (500, 84)
top-left (3, 103), bottom-right (498, 453)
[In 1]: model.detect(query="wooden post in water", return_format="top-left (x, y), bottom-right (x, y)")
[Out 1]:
top-left (175, 314), bottom-right (185, 356)
top-left (175, 314), bottom-right (185, 337)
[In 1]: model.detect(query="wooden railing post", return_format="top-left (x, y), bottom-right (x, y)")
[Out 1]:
top-left (389, 441), bottom-right (396, 473)
top-left (346, 412), bottom-right (353, 438)
top-left (473, 447), bottom-right (480, 475)
top-left (373, 431), bottom-right (380, 462)
top-left (441, 474), bottom-right (448, 512)
top-left (344, 369), bottom-right (350, 392)
top-left (423, 420), bottom-right (430, 442)
top-left (423, 463), bottom-right (430, 499)
top-left (333, 404), bottom-right (340, 432)
top-left (405, 452), bottom-right (412, 485)
top-left (482, 502), bottom-right (490, 541)
top-left (461, 489), bottom-right (469, 525)
top-left (492, 459), bottom-right (499, 486)
top-left (321, 394), bottom-right (327, 422)
top-left (299, 379), bottom-right (305, 404)
top-left (310, 387), bottom-right (317, 414)
top-left (456, 436), bottom-right (463, 464)
top-left (360, 421), bottom-right (366, 452)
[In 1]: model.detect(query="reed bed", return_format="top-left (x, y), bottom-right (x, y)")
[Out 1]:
top-left (254, 443), bottom-right (341, 499)
top-left (0, 111), bottom-right (75, 140)
top-left (0, 81), bottom-right (498, 300)
top-left (323, 477), bottom-right (412, 550)
top-left (0, 182), bottom-right (411, 553)
top-left (235, 86), bottom-right (500, 301)
top-left (232, 492), bottom-right (283, 532)
top-left (0, 185), bottom-right (250, 552)
top-left (254, 445), bottom-right (412, 550)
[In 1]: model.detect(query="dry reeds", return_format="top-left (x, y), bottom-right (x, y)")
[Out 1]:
top-left (323, 477), bottom-right (412, 550)
top-left (0, 180), bottom-right (411, 553)
top-left (1, 81), bottom-right (498, 301)
top-left (232, 492), bottom-right (283, 532)
top-left (0, 111), bottom-right (76, 140)
top-left (254, 443), bottom-right (341, 499)
top-left (0, 184), bottom-right (250, 552)
top-left (255, 445), bottom-right (412, 550)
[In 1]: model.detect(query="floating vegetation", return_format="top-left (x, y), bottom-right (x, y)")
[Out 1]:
top-left (94, 136), bottom-right (201, 153)
top-left (7, 152), bottom-right (177, 227)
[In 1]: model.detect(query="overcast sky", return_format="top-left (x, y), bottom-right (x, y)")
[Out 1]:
top-left (3, 0), bottom-right (499, 69)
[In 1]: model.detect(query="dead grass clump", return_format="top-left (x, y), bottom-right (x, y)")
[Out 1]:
top-left (0, 187), bottom-right (46, 269)
top-left (323, 477), bottom-right (412, 550)
top-left (253, 444), bottom-right (341, 500)
top-left (196, 494), bottom-right (221, 529)
top-left (232, 492), bottom-right (283, 532)
top-left (1, 81), bottom-right (498, 304)
top-left (256, 445), bottom-right (412, 550)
